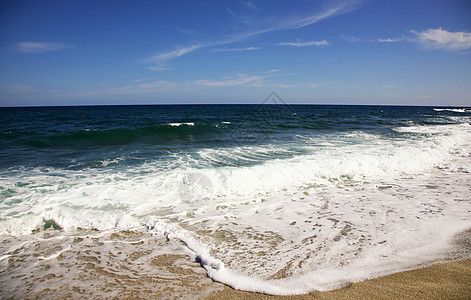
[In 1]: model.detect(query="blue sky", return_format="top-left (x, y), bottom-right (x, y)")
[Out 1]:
top-left (1, 0), bottom-right (470, 106)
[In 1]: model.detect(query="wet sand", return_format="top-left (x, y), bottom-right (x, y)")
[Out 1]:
top-left (2, 230), bottom-right (469, 299)
top-left (205, 258), bottom-right (471, 300)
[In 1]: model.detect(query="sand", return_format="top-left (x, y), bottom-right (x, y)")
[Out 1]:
top-left (204, 258), bottom-right (471, 300)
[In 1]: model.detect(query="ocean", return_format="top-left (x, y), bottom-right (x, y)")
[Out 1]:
top-left (1, 102), bottom-right (470, 297)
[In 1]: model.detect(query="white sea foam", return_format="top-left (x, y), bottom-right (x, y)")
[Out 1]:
top-left (167, 122), bottom-right (195, 126)
top-left (433, 108), bottom-right (469, 113)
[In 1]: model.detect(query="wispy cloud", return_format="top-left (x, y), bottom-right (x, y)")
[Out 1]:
top-left (188, 70), bottom-right (298, 88)
top-left (145, 66), bottom-right (174, 71)
top-left (149, 44), bottom-right (201, 63)
top-left (305, 81), bottom-right (360, 89)
top-left (241, 0), bottom-right (258, 11)
top-left (15, 42), bottom-right (74, 53)
top-left (226, 7), bottom-right (254, 26)
top-left (280, 1), bottom-right (362, 30)
top-left (269, 83), bottom-right (297, 88)
top-left (306, 81), bottom-right (336, 88)
top-left (341, 34), bottom-right (403, 43)
top-left (190, 73), bottom-right (263, 87)
top-left (381, 84), bottom-right (395, 88)
top-left (211, 46), bottom-right (261, 52)
top-left (277, 40), bottom-right (329, 47)
top-left (138, 81), bottom-right (178, 89)
top-left (177, 27), bottom-right (198, 35)
top-left (376, 38), bottom-right (403, 43)
top-left (82, 70), bottom-right (295, 96)
top-left (342, 28), bottom-right (471, 53)
top-left (80, 81), bottom-right (178, 96)
top-left (411, 28), bottom-right (471, 52)
top-left (2, 83), bottom-right (38, 93)
top-left (147, 0), bottom-right (362, 65)
top-left (340, 34), bottom-right (363, 42)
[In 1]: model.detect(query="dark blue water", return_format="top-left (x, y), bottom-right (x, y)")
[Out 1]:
top-left (1, 104), bottom-right (463, 171)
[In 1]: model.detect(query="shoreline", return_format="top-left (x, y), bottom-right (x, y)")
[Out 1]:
top-left (204, 258), bottom-right (471, 299)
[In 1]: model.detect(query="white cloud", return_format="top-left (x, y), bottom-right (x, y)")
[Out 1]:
top-left (381, 84), bottom-right (395, 88)
top-left (411, 28), bottom-right (471, 52)
top-left (211, 46), bottom-right (261, 52)
top-left (242, 0), bottom-right (258, 10)
top-left (190, 73), bottom-right (263, 87)
top-left (15, 42), bottom-right (74, 53)
top-left (277, 40), bottom-right (329, 47)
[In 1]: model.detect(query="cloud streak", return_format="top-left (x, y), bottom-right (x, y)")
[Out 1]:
top-left (15, 42), bottom-right (74, 53)
top-left (210, 46), bottom-right (261, 52)
top-left (277, 40), bottom-right (329, 47)
top-left (280, 1), bottom-right (362, 30)
top-left (149, 44), bottom-right (201, 63)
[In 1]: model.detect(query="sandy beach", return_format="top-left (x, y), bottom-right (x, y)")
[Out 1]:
top-left (205, 258), bottom-right (471, 300)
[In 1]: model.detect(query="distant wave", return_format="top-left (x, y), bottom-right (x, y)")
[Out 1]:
top-left (434, 108), bottom-right (469, 113)
top-left (167, 122), bottom-right (195, 126)
top-left (21, 123), bottom-right (223, 148)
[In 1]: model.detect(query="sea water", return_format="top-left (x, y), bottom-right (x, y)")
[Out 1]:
top-left (1, 103), bottom-right (470, 297)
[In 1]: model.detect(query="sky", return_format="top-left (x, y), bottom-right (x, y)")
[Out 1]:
top-left (0, 0), bottom-right (470, 107)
